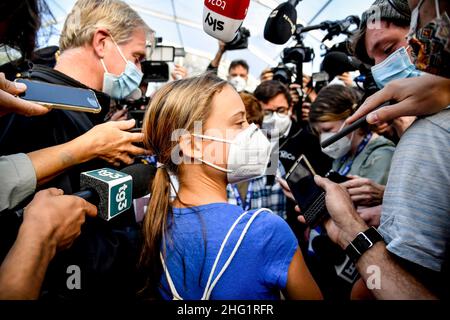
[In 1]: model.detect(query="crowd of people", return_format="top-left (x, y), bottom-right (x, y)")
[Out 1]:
top-left (0, 0), bottom-right (449, 301)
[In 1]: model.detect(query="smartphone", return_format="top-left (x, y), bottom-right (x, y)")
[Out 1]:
top-left (325, 170), bottom-right (350, 183)
top-left (16, 79), bottom-right (102, 113)
top-left (285, 154), bottom-right (328, 227)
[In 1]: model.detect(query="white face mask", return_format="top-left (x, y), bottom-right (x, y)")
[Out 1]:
top-left (320, 122), bottom-right (354, 160)
top-left (229, 76), bottom-right (247, 92)
top-left (192, 123), bottom-right (272, 184)
top-left (262, 112), bottom-right (292, 137)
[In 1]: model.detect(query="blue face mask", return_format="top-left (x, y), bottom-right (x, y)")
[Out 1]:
top-left (371, 47), bottom-right (423, 89)
top-left (100, 37), bottom-right (143, 100)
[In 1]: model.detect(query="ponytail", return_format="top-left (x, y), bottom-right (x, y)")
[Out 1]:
top-left (138, 73), bottom-right (227, 299)
top-left (139, 167), bottom-right (172, 298)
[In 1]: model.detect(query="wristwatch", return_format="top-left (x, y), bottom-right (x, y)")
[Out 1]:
top-left (345, 227), bottom-right (384, 262)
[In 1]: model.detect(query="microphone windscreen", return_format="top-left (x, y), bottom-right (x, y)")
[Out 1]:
top-left (120, 163), bottom-right (156, 199)
top-left (321, 51), bottom-right (360, 80)
top-left (264, 2), bottom-right (297, 45)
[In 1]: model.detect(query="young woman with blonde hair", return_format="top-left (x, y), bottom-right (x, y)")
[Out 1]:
top-left (139, 73), bottom-right (322, 300)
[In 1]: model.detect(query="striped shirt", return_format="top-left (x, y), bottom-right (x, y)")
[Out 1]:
top-left (227, 163), bottom-right (287, 219)
top-left (379, 109), bottom-right (450, 272)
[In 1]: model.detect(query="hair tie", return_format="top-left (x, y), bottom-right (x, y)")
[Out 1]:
top-left (156, 162), bottom-right (166, 170)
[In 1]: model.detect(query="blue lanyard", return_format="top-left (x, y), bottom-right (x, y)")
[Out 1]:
top-left (338, 133), bottom-right (373, 176)
top-left (232, 181), bottom-right (254, 211)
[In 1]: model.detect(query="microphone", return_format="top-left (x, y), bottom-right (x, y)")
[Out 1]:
top-left (264, 1), bottom-right (298, 45)
top-left (321, 102), bottom-right (391, 149)
top-left (298, 15), bottom-right (360, 39)
top-left (120, 163), bottom-right (156, 200)
top-left (203, 0), bottom-right (251, 43)
top-left (321, 51), bottom-right (369, 81)
top-left (15, 164), bottom-right (156, 221)
top-left (79, 164), bottom-right (155, 220)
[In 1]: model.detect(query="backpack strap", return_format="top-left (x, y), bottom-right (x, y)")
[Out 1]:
top-left (200, 208), bottom-right (270, 300)
top-left (160, 252), bottom-right (183, 300)
top-left (160, 208), bottom-right (272, 300)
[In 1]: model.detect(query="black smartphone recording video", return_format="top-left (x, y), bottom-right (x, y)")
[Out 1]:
top-left (285, 155), bottom-right (327, 227)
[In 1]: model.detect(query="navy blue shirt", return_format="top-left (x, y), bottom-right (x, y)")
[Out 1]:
top-left (159, 203), bottom-right (298, 300)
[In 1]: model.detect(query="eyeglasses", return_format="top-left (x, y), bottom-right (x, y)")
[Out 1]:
top-left (264, 107), bottom-right (289, 117)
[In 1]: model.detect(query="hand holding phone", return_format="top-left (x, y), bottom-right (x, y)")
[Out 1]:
top-left (16, 79), bottom-right (102, 113)
top-left (285, 155), bottom-right (328, 227)
top-left (0, 74), bottom-right (49, 116)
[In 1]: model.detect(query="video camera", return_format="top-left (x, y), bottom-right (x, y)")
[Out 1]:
top-left (292, 15), bottom-right (379, 97)
top-left (225, 27), bottom-right (251, 51)
top-left (272, 38), bottom-right (315, 85)
top-left (271, 15), bottom-right (361, 87)
top-left (140, 37), bottom-right (180, 84)
top-left (270, 24), bottom-right (316, 86)
top-left (295, 14), bottom-right (378, 98)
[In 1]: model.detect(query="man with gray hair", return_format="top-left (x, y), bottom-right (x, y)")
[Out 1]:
top-left (57, 0), bottom-right (153, 100)
top-left (0, 0), bottom-right (154, 193)
top-left (0, 0), bottom-right (155, 300)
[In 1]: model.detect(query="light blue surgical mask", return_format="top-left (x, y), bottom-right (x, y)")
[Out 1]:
top-left (100, 37), bottom-right (143, 100)
top-left (371, 47), bottom-right (423, 89)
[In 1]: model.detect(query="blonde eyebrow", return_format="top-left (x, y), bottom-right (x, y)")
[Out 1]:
top-left (230, 111), bottom-right (245, 121)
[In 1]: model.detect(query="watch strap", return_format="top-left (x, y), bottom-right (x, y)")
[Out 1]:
top-left (345, 227), bottom-right (384, 262)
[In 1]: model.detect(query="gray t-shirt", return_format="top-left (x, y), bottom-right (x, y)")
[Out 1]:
top-left (0, 153), bottom-right (36, 211)
top-left (379, 109), bottom-right (450, 272)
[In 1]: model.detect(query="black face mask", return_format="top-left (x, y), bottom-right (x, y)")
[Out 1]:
top-left (408, 0), bottom-right (450, 78)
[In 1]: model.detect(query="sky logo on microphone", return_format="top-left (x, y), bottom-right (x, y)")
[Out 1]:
top-left (203, 0), bottom-right (250, 42)
top-left (205, 12), bottom-right (225, 32)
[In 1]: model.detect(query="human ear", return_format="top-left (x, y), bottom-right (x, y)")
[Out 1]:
top-left (92, 28), bottom-right (110, 59)
top-left (179, 133), bottom-right (203, 160)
